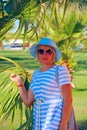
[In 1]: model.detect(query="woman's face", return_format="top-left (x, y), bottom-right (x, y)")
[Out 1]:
top-left (37, 45), bottom-right (56, 65)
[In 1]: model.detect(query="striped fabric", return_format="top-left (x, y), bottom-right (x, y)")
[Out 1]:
top-left (30, 65), bottom-right (71, 130)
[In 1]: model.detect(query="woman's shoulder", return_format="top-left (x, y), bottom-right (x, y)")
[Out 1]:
top-left (32, 69), bottom-right (39, 79)
top-left (57, 64), bottom-right (68, 71)
top-left (56, 65), bottom-right (70, 76)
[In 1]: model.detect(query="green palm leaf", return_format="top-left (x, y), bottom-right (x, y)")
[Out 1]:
top-left (0, 56), bottom-right (32, 129)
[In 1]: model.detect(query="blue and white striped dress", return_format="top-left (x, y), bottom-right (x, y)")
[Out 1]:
top-left (30, 65), bottom-right (71, 130)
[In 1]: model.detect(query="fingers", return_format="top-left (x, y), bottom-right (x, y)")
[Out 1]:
top-left (10, 73), bottom-right (19, 82)
top-left (11, 75), bottom-right (16, 78)
top-left (10, 73), bottom-right (16, 79)
top-left (10, 73), bottom-right (23, 85)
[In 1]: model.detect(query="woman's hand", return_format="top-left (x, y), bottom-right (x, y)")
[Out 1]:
top-left (59, 122), bottom-right (67, 130)
top-left (10, 73), bottom-right (24, 85)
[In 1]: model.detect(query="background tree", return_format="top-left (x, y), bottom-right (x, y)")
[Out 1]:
top-left (34, 2), bottom-right (87, 70)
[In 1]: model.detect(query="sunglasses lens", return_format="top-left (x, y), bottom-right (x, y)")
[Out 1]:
top-left (37, 48), bottom-right (53, 55)
top-left (37, 49), bottom-right (44, 54)
top-left (46, 49), bottom-right (52, 54)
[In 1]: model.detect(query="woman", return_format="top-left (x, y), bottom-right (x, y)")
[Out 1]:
top-left (10, 38), bottom-right (72, 130)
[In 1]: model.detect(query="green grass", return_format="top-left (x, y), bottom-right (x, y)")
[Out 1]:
top-left (0, 50), bottom-right (39, 70)
top-left (72, 51), bottom-right (87, 130)
top-left (0, 50), bottom-right (87, 130)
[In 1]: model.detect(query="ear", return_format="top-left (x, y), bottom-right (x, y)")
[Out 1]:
top-left (52, 52), bottom-right (56, 63)
top-left (54, 51), bottom-right (56, 61)
top-left (36, 53), bottom-right (39, 59)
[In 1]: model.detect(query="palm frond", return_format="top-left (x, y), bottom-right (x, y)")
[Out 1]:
top-left (0, 56), bottom-right (32, 129)
top-left (0, 0), bottom-right (68, 42)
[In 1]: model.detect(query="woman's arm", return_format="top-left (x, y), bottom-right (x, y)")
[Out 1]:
top-left (18, 87), bottom-right (34, 107)
top-left (59, 84), bottom-right (72, 130)
top-left (10, 74), bottom-right (34, 107)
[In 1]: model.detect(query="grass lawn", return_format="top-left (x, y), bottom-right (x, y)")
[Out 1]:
top-left (0, 50), bottom-right (87, 130)
top-left (72, 50), bottom-right (87, 130)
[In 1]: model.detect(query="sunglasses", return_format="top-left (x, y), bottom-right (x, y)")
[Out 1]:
top-left (37, 48), bottom-right (53, 55)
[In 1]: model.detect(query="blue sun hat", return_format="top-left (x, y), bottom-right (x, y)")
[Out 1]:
top-left (30, 38), bottom-right (61, 62)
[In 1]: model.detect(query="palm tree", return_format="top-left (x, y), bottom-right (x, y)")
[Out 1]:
top-left (35, 2), bottom-right (86, 69)
top-left (0, 0), bottom-right (67, 42)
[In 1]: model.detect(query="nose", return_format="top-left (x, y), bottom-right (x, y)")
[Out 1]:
top-left (42, 51), bottom-right (48, 56)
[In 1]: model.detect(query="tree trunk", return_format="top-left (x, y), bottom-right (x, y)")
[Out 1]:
top-left (0, 42), bottom-right (3, 50)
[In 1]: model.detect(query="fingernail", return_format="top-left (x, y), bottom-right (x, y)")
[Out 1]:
top-left (11, 75), bottom-right (16, 78)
